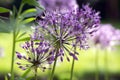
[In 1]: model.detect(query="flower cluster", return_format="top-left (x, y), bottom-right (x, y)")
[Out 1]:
top-left (38, 0), bottom-right (78, 11)
top-left (16, 1), bottom-right (100, 72)
top-left (32, 4), bottom-right (100, 62)
top-left (92, 24), bottom-right (120, 48)
top-left (16, 40), bottom-right (54, 71)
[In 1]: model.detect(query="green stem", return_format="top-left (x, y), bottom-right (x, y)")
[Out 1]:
top-left (70, 58), bottom-right (75, 80)
top-left (104, 49), bottom-right (108, 80)
top-left (10, 2), bottom-right (24, 80)
top-left (49, 53), bottom-right (58, 80)
top-left (95, 49), bottom-right (99, 80)
top-left (10, 30), bottom-right (16, 80)
top-left (70, 46), bottom-right (76, 80)
top-left (35, 67), bottom-right (38, 80)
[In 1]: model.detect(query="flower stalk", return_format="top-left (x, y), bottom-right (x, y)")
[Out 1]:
top-left (35, 67), bottom-right (38, 80)
top-left (49, 49), bottom-right (58, 80)
top-left (10, 2), bottom-right (24, 80)
top-left (10, 29), bottom-right (16, 80)
top-left (70, 46), bottom-right (76, 80)
top-left (95, 49), bottom-right (99, 80)
top-left (70, 57), bottom-right (75, 80)
top-left (104, 49), bottom-right (108, 80)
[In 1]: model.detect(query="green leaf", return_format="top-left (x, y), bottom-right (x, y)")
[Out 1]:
top-left (0, 18), bottom-right (5, 23)
top-left (0, 22), bottom-right (11, 33)
top-left (10, 6), bottom-right (17, 19)
top-left (0, 16), bottom-right (9, 20)
top-left (22, 0), bottom-right (44, 10)
top-left (0, 7), bottom-right (11, 13)
top-left (16, 37), bottom-right (30, 42)
top-left (17, 32), bottom-right (27, 39)
top-left (21, 8), bottom-right (43, 18)
top-left (21, 17), bottom-right (35, 24)
top-left (21, 8), bottom-right (37, 17)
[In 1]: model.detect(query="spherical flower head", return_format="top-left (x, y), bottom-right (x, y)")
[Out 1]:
top-left (33, 4), bottom-right (100, 62)
top-left (92, 24), bottom-right (120, 48)
top-left (38, 0), bottom-right (78, 11)
top-left (112, 29), bottom-right (120, 42)
top-left (16, 40), bottom-right (54, 71)
top-left (110, 29), bottom-right (120, 47)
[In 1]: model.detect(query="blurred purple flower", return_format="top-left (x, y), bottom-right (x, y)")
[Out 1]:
top-left (92, 24), bottom-right (120, 48)
top-left (38, 0), bottom-right (78, 11)
top-left (110, 28), bottom-right (120, 47)
top-left (16, 40), bottom-right (54, 71)
top-left (32, 4), bottom-right (100, 61)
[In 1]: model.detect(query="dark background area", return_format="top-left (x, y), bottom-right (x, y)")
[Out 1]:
top-left (0, 0), bottom-right (120, 20)
top-left (77, 0), bottom-right (120, 21)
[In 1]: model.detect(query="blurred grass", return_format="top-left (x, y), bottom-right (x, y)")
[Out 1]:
top-left (0, 31), bottom-right (120, 80)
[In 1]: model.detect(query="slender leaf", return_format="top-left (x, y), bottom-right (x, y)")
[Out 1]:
top-left (11, 6), bottom-right (17, 18)
top-left (0, 7), bottom-right (11, 13)
top-left (21, 8), bottom-right (43, 18)
top-left (0, 16), bottom-right (9, 20)
top-left (22, 0), bottom-right (44, 10)
top-left (21, 8), bottom-right (37, 17)
top-left (16, 37), bottom-right (30, 42)
top-left (21, 17), bottom-right (35, 24)
top-left (17, 32), bottom-right (27, 39)
top-left (0, 22), bottom-right (11, 33)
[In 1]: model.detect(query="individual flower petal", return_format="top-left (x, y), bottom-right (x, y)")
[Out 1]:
top-left (69, 53), bottom-right (78, 60)
top-left (16, 52), bottom-right (23, 59)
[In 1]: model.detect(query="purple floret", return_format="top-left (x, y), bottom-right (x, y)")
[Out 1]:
top-left (16, 52), bottom-right (22, 59)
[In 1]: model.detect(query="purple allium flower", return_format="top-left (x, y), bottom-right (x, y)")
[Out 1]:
top-left (112, 29), bottom-right (120, 42)
top-left (92, 24), bottom-right (120, 48)
top-left (110, 28), bottom-right (120, 47)
top-left (16, 40), bottom-right (54, 71)
top-left (38, 0), bottom-right (78, 11)
top-left (32, 4), bottom-right (100, 61)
